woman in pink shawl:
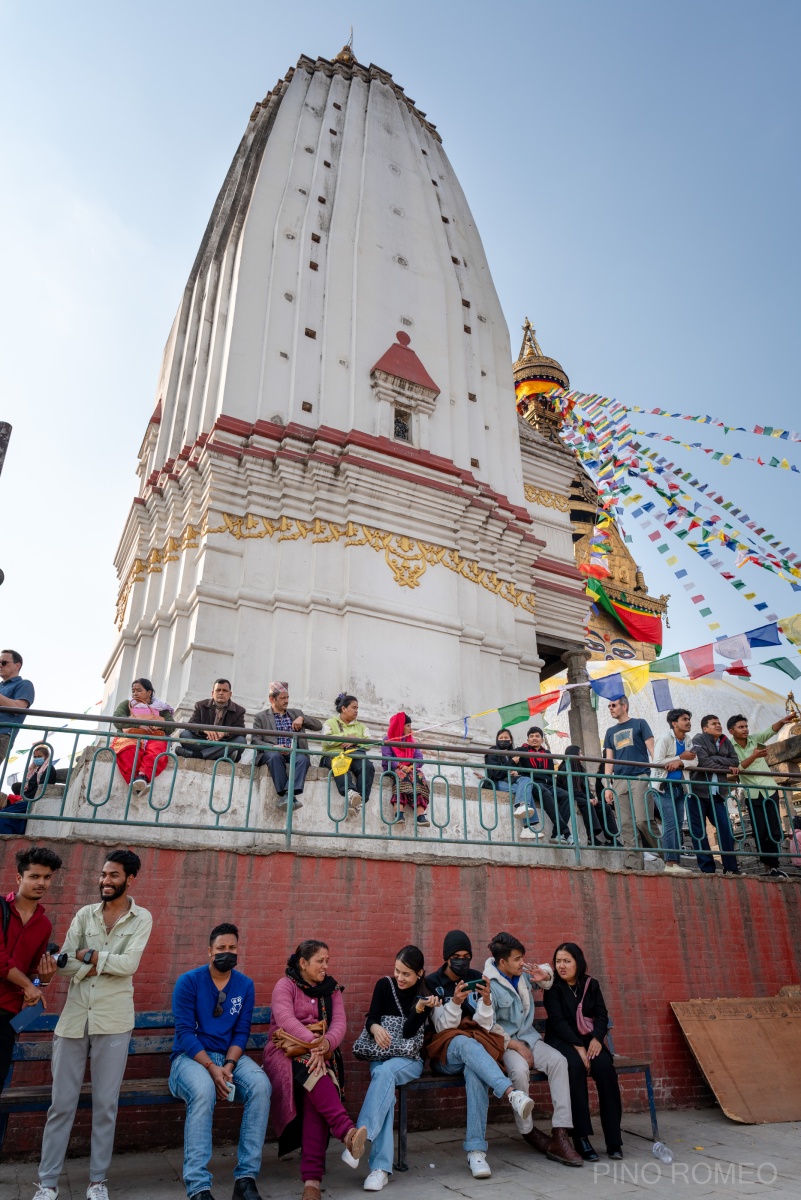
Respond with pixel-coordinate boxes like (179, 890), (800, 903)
(381, 712), (430, 826)
(111, 677), (175, 795)
(263, 939), (367, 1200)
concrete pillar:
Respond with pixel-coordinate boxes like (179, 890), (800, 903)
(561, 648), (601, 764)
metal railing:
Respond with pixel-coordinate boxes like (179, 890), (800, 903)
(1, 709), (799, 871)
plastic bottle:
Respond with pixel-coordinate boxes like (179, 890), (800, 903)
(652, 1141), (673, 1164)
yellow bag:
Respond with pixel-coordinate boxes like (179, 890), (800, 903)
(331, 752), (353, 777)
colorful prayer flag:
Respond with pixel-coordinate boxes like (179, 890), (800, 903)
(651, 679), (674, 712)
(745, 622), (781, 648)
(585, 579), (662, 651)
(499, 691), (560, 728)
(680, 644), (715, 679)
(714, 633), (751, 661)
(590, 673), (625, 701)
(649, 654), (681, 674)
(763, 657), (801, 681)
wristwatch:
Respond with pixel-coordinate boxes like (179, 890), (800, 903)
(223, 1058), (237, 1069)
(82, 950), (95, 964)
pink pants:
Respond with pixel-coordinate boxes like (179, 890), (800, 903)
(300, 1075), (354, 1181)
(115, 740), (169, 784)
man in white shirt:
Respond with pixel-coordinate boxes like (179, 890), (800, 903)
(33, 850), (153, 1200)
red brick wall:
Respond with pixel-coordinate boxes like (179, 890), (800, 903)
(3, 837), (800, 1157)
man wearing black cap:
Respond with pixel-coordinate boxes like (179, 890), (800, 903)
(425, 931), (535, 1180)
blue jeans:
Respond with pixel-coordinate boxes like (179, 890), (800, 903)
(257, 749), (310, 797)
(169, 1052), (271, 1197)
(357, 1056), (423, 1173)
(435, 1035), (510, 1152)
(496, 778), (540, 828)
(660, 781), (687, 864)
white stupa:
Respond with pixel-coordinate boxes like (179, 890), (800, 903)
(103, 46), (588, 731)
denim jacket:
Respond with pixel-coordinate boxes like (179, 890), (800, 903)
(483, 957), (553, 1050)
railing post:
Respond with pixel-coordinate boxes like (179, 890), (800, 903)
(285, 735), (298, 849)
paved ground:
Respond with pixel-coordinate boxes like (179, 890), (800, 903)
(1, 1108), (797, 1199)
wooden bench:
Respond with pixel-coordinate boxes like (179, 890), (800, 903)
(394, 1003), (658, 1169)
(0, 1004), (272, 1153)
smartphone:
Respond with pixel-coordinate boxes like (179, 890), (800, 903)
(462, 978), (483, 994)
(226, 1080), (236, 1102)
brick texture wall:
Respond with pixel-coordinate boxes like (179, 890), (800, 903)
(2, 837), (800, 1158)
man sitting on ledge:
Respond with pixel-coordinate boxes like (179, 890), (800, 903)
(177, 680), (247, 763)
(251, 681), (322, 810)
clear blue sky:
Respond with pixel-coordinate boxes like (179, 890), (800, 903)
(1, 0), (799, 713)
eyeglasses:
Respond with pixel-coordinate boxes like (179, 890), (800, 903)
(213, 990), (227, 1018)
(0, 660), (13, 666)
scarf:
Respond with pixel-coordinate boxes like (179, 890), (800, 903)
(386, 712), (415, 759)
(285, 958), (342, 1001)
(26, 748), (52, 785)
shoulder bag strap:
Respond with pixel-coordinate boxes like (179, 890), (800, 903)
(387, 976), (406, 1018)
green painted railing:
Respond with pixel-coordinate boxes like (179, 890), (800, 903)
(0, 709), (799, 872)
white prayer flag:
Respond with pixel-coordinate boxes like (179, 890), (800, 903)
(715, 633), (751, 660)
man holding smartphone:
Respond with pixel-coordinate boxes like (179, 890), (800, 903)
(33, 849), (152, 1200)
(169, 923), (271, 1200)
(0, 846), (62, 1096)
(424, 930), (535, 1180)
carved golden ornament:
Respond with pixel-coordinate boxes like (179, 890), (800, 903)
(524, 484), (570, 512)
(115, 512), (537, 628)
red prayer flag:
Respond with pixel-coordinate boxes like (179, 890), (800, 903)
(724, 660), (751, 678)
(681, 644), (715, 679)
(528, 691), (561, 715)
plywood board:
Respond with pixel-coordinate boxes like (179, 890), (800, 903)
(671, 996), (801, 1123)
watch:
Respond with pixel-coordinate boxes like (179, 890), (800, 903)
(82, 950), (95, 964)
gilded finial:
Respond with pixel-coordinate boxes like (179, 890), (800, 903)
(334, 27), (355, 64)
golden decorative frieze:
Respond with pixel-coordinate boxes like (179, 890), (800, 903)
(115, 512), (536, 628)
(524, 484), (570, 512)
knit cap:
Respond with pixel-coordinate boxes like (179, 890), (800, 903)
(443, 929), (472, 960)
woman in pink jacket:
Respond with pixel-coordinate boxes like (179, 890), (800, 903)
(263, 939), (367, 1200)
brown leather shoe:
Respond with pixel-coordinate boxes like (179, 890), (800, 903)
(522, 1126), (551, 1154)
(301, 1184), (321, 1200)
(546, 1127), (585, 1167)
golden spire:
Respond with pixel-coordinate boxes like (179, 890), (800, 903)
(334, 28), (355, 64)
(516, 317), (545, 364)
(512, 318), (569, 390)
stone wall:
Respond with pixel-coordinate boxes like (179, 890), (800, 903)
(2, 835), (800, 1158)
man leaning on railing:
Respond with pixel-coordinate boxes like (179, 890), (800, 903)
(176, 680), (247, 763)
(251, 682), (322, 810)
(602, 696), (655, 871)
(727, 711), (796, 879)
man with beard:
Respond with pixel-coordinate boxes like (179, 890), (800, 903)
(32, 850), (152, 1200)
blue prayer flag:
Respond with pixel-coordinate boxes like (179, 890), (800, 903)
(745, 622), (781, 648)
(651, 679), (673, 712)
(590, 673), (625, 701)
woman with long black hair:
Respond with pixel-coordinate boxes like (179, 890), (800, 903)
(543, 942), (623, 1162)
(352, 945), (441, 1191)
(263, 940), (367, 1200)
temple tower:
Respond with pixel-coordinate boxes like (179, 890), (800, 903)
(104, 49), (588, 732)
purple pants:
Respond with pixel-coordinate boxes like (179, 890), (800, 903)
(300, 1074), (354, 1181)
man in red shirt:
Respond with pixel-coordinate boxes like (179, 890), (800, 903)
(0, 845), (63, 1093)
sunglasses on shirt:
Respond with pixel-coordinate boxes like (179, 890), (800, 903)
(213, 990), (227, 1018)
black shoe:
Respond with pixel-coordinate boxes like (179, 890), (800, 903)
(573, 1137), (599, 1162)
(232, 1180), (262, 1200)
(607, 1146), (623, 1160)
(762, 867), (789, 879)
(190, 1192), (216, 1200)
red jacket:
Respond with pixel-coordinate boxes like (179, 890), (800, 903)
(0, 891), (52, 1015)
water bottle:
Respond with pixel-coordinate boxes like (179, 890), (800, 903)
(652, 1141), (673, 1164)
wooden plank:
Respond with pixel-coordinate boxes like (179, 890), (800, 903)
(672, 996), (801, 1123)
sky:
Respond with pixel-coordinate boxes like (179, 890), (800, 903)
(1, 0), (800, 720)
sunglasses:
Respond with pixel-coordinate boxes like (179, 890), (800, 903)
(0, 660), (13, 666)
(213, 990), (227, 1018)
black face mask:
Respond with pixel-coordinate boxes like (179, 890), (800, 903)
(449, 957), (472, 979)
(212, 952), (237, 973)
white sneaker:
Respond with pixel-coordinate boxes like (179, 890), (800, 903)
(644, 852), (658, 862)
(664, 862), (694, 876)
(513, 803), (536, 818)
(508, 1088), (535, 1123)
(348, 790), (363, 813)
(32, 1188), (59, 1200)
(519, 826), (544, 840)
(131, 777), (148, 796)
(467, 1151), (492, 1178)
(87, 1185), (109, 1200)
(342, 1147), (360, 1168)
(364, 1169), (389, 1191)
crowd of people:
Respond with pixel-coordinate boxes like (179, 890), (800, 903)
(1, 846), (625, 1200)
(2, 651), (800, 874)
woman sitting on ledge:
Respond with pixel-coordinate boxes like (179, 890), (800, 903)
(264, 939), (367, 1200)
(381, 712), (430, 827)
(321, 694), (375, 816)
(111, 677), (175, 796)
(544, 941), (623, 1163)
(0, 742), (57, 834)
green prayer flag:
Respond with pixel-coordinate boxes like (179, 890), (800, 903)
(498, 700), (530, 728)
(712, 451), (723, 461)
(763, 657), (801, 681)
(731, 580), (746, 590)
(649, 654), (681, 674)
(699, 607), (712, 617)
(769, 457), (780, 467)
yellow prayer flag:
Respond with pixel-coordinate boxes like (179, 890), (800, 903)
(720, 455), (733, 466)
(623, 663), (650, 697)
(780, 459), (790, 469)
(743, 592), (756, 600)
(666, 556), (679, 566)
(778, 614), (801, 647)
(708, 623), (721, 631)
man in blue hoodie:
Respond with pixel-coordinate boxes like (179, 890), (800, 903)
(484, 932), (582, 1168)
(169, 923), (271, 1200)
